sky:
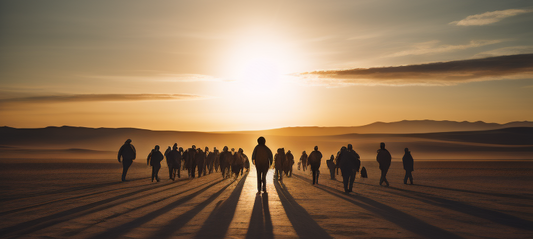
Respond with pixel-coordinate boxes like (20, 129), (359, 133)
(1, 0), (532, 131)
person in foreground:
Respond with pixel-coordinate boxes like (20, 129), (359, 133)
(402, 147), (414, 184)
(339, 144), (361, 193)
(147, 145), (164, 182)
(308, 146), (323, 185)
(252, 136), (273, 193)
(376, 142), (391, 187)
(118, 139), (136, 181)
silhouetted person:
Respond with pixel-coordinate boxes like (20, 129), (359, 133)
(117, 139), (136, 181)
(232, 148), (244, 179)
(308, 146), (323, 185)
(376, 142), (391, 187)
(219, 146), (232, 178)
(196, 147), (205, 178)
(402, 148), (414, 184)
(252, 136), (273, 193)
(147, 145), (164, 182)
(285, 150), (294, 177)
(274, 148), (286, 181)
(360, 166), (368, 178)
(213, 147), (220, 173)
(339, 144), (361, 193)
(188, 145), (197, 178)
(243, 150), (250, 172)
(166, 143), (181, 180)
(335, 148), (342, 175)
(327, 155), (336, 180)
(300, 151), (308, 171)
(182, 148), (189, 171)
(165, 145), (174, 179)
(205, 146), (213, 174)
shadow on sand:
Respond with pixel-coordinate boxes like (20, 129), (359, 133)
(193, 173), (248, 239)
(245, 192), (273, 239)
(274, 179), (332, 239)
(0, 177), (195, 238)
(292, 174), (462, 239)
(86, 178), (226, 239)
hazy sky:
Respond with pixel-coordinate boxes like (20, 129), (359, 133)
(1, 0), (532, 131)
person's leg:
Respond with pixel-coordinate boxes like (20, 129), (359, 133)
(262, 171), (267, 192)
(342, 172), (349, 192)
(380, 169), (385, 185)
(155, 165), (161, 182)
(256, 169), (262, 192)
(349, 170), (356, 192)
(383, 167), (389, 186)
(151, 166), (155, 182)
(122, 160), (132, 181)
(408, 171), (413, 184)
(404, 171), (408, 184)
(312, 169), (316, 184)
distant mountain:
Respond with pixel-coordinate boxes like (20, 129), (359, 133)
(0, 121), (532, 160)
(242, 120), (533, 136)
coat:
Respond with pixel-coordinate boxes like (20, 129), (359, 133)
(252, 144), (273, 173)
(118, 143), (136, 161)
(339, 150), (361, 172)
(308, 150), (323, 169)
(147, 150), (164, 167)
(376, 149), (392, 170)
(166, 149), (181, 168)
(402, 152), (414, 172)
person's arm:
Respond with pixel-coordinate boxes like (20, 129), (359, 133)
(118, 145), (123, 162)
(132, 145), (136, 160)
(147, 151), (152, 165)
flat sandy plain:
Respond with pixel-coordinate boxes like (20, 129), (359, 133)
(0, 159), (532, 239)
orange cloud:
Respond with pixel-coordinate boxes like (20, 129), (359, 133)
(0, 93), (206, 104)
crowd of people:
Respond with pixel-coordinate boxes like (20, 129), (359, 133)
(118, 137), (415, 194)
(118, 139), (250, 182)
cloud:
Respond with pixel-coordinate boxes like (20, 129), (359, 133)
(474, 46), (533, 58)
(295, 54), (533, 86)
(386, 40), (503, 57)
(0, 93), (207, 104)
(83, 74), (223, 83)
(451, 8), (533, 26)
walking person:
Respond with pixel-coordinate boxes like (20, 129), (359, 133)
(402, 148), (414, 184)
(327, 155), (336, 180)
(274, 148), (286, 181)
(252, 136), (273, 193)
(300, 151), (308, 171)
(166, 143), (181, 180)
(147, 145), (164, 182)
(376, 142), (392, 187)
(339, 144), (361, 193)
(308, 146), (323, 185)
(117, 139), (136, 182)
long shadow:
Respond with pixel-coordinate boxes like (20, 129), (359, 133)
(193, 173), (249, 239)
(274, 179), (332, 239)
(348, 177), (533, 231)
(412, 184), (533, 200)
(0, 176), (149, 202)
(61, 179), (205, 237)
(245, 193), (273, 239)
(87, 178), (226, 239)
(0, 178), (198, 238)
(0, 177), (187, 216)
(292, 174), (462, 239)
(387, 187), (533, 231)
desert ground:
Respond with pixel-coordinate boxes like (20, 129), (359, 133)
(0, 159), (531, 239)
